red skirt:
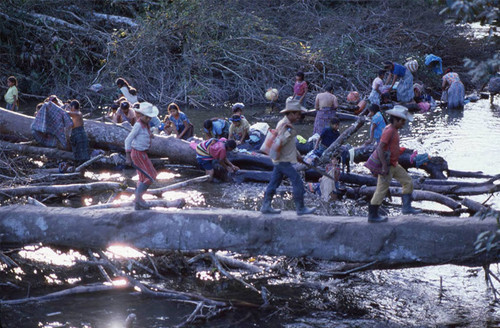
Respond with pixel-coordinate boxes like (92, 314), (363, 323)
(131, 149), (157, 185)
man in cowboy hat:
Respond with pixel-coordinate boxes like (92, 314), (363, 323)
(368, 105), (421, 222)
(261, 99), (315, 216)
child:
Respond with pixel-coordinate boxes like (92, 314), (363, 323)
(67, 100), (90, 165)
(4, 76), (19, 111)
(125, 102), (158, 210)
(228, 114), (250, 144)
(293, 71), (308, 104)
(108, 102), (120, 123)
(196, 138), (239, 181)
(203, 118), (230, 139)
(116, 77), (138, 104)
(368, 70), (385, 105)
(232, 103), (245, 117)
(364, 104), (386, 146)
(166, 103), (193, 139)
(314, 118), (340, 156)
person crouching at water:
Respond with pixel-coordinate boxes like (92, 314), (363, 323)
(384, 61), (414, 103)
(166, 102), (193, 140)
(441, 68), (465, 110)
(196, 138), (239, 181)
(368, 70), (386, 106)
(203, 118), (230, 139)
(125, 102), (158, 210)
(261, 100), (316, 216)
(368, 105), (421, 223)
(67, 100), (90, 165)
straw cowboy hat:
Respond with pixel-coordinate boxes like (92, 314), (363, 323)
(280, 98), (307, 114)
(136, 102), (159, 117)
(386, 105), (413, 121)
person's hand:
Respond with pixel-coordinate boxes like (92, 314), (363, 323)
(297, 155), (305, 164)
(125, 153), (132, 166)
(232, 165), (239, 172)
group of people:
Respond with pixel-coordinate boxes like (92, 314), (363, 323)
(2, 63), (497, 217)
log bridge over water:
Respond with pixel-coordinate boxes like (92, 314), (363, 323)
(0, 205), (498, 269)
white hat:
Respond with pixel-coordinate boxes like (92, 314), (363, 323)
(386, 105), (413, 122)
(280, 97), (307, 114)
(136, 102), (159, 118)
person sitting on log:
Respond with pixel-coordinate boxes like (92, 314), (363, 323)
(66, 100), (90, 165)
(196, 138), (239, 181)
(165, 102), (193, 140)
(364, 104), (386, 146)
(125, 102), (159, 210)
(203, 118), (229, 139)
(228, 114), (250, 145)
(314, 117), (340, 157)
(441, 68), (465, 110)
(384, 61), (414, 103)
(116, 77), (138, 104)
(292, 71), (308, 105)
(368, 70), (386, 106)
(368, 105), (421, 223)
(313, 83), (338, 135)
(116, 101), (136, 126)
(261, 99), (316, 216)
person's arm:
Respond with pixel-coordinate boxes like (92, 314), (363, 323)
(222, 158), (239, 172)
(228, 124), (234, 140)
(177, 120), (190, 139)
(365, 123), (376, 145)
(240, 127), (248, 143)
(377, 141), (388, 175)
(390, 74), (397, 88)
(441, 77), (448, 91)
(124, 124), (140, 165)
(315, 137), (322, 150)
(315, 95), (320, 110)
(333, 95), (338, 109)
(299, 84), (308, 104)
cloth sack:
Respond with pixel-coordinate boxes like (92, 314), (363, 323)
(364, 148), (390, 176)
(260, 129), (277, 156)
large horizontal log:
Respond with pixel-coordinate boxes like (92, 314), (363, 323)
(0, 108), (273, 169)
(0, 205), (498, 268)
(0, 182), (124, 197)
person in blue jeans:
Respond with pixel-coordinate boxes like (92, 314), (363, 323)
(261, 100), (316, 216)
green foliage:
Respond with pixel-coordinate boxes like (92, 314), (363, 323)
(439, 0), (499, 27)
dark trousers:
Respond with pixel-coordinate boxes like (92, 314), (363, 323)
(264, 162), (305, 202)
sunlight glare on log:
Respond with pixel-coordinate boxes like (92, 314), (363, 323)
(107, 245), (144, 259)
(84, 171), (124, 181)
(19, 246), (84, 266)
(161, 190), (205, 206)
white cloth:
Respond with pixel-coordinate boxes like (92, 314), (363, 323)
(125, 122), (151, 152)
(120, 86), (138, 104)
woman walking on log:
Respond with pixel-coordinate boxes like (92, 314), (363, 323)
(368, 105), (421, 223)
(261, 100), (315, 216)
(441, 68), (465, 110)
(125, 102), (159, 210)
(313, 84), (338, 135)
(384, 61), (414, 103)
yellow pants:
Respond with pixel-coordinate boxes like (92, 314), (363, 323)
(370, 164), (413, 205)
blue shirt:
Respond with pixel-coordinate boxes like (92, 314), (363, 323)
(204, 119), (227, 136)
(371, 112), (386, 143)
(169, 112), (190, 132)
(392, 63), (406, 77)
(320, 127), (340, 148)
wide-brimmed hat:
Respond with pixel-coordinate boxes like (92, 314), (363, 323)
(136, 102), (159, 118)
(232, 102), (245, 112)
(386, 105), (413, 122)
(280, 98), (307, 114)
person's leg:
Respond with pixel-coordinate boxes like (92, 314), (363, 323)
(281, 162), (315, 215)
(261, 164), (284, 214)
(131, 150), (157, 210)
(393, 164), (421, 214)
(368, 166), (393, 222)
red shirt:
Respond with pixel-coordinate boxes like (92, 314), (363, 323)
(380, 125), (400, 166)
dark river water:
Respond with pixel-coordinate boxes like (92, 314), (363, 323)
(2, 99), (500, 327)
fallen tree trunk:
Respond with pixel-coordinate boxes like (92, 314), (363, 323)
(0, 182), (125, 198)
(0, 205), (498, 268)
(0, 108), (272, 169)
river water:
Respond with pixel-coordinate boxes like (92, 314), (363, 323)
(2, 99), (500, 327)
